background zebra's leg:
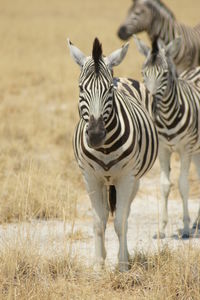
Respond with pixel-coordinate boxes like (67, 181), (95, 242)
(114, 174), (139, 272)
(192, 153), (200, 229)
(179, 152), (191, 238)
(154, 145), (172, 239)
(83, 173), (109, 270)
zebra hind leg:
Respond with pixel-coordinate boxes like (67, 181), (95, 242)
(192, 153), (200, 230)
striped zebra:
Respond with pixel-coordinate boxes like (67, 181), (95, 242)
(134, 35), (200, 238)
(68, 38), (158, 271)
(117, 0), (200, 73)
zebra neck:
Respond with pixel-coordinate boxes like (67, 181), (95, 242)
(148, 9), (176, 44)
(102, 94), (135, 151)
(104, 101), (119, 137)
(156, 77), (182, 120)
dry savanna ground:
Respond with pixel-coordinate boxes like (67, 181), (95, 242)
(0, 0), (200, 299)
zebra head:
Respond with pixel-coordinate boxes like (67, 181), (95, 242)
(118, 0), (153, 40)
(68, 38), (129, 149)
(134, 35), (181, 97)
(117, 0), (175, 41)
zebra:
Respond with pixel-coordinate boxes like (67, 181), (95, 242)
(117, 0), (200, 73)
(68, 38), (158, 271)
(134, 35), (200, 238)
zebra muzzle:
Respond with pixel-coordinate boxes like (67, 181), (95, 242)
(86, 115), (106, 149)
(117, 25), (130, 40)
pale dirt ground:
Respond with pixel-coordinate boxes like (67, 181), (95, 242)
(0, 161), (199, 270)
(0, 0), (200, 270)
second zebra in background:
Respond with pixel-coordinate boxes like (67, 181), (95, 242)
(117, 0), (200, 73)
(134, 35), (200, 239)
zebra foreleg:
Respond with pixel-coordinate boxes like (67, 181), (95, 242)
(154, 146), (172, 239)
(192, 153), (200, 229)
(179, 152), (191, 238)
(114, 174), (139, 272)
(83, 173), (109, 270)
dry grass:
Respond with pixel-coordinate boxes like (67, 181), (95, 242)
(0, 0), (200, 298)
(0, 242), (199, 299)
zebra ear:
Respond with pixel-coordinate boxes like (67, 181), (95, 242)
(105, 42), (129, 69)
(157, 39), (165, 50)
(157, 39), (166, 57)
(165, 37), (182, 58)
(133, 35), (150, 57)
(67, 38), (87, 67)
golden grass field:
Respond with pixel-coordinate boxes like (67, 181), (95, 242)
(0, 0), (200, 298)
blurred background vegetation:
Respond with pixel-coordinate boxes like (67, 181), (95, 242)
(0, 0), (199, 222)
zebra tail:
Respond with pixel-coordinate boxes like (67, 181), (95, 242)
(109, 185), (116, 215)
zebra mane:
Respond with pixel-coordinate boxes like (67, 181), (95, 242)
(151, 37), (159, 63)
(146, 0), (175, 19)
(92, 38), (103, 74)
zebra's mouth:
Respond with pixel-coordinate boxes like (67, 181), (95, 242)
(117, 26), (132, 40)
(86, 130), (106, 149)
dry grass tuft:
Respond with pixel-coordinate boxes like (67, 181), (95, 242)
(0, 244), (199, 299)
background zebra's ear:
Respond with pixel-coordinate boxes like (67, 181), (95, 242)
(67, 38), (87, 68)
(133, 35), (150, 57)
(165, 37), (182, 58)
(158, 37), (182, 59)
(105, 42), (129, 69)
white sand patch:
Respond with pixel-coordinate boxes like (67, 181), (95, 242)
(0, 175), (199, 269)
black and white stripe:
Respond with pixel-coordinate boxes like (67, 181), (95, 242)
(118, 0), (200, 73)
(68, 38), (158, 271)
(134, 36), (200, 238)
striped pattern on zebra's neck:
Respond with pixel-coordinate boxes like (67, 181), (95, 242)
(149, 11), (176, 45)
(155, 76), (182, 118)
(98, 92), (135, 152)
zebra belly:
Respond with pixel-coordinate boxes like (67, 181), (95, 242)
(159, 135), (198, 153)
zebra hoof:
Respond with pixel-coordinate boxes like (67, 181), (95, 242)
(192, 222), (200, 230)
(181, 233), (190, 239)
(118, 262), (130, 272)
(153, 232), (165, 239)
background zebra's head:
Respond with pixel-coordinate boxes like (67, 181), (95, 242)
(134, 35), (181, 97)
(68, 38), (129, 149)
(117, 0), (175, 41)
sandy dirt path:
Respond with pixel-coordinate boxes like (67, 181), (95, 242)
(0, 171), (199, 269)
